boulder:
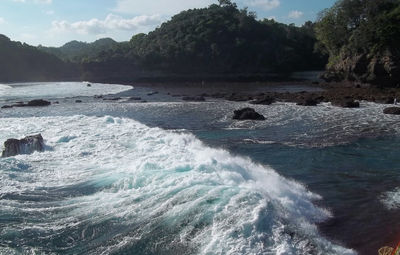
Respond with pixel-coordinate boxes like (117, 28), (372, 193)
(27, 99), (51, 107)
(2, 134), (45, 158)
(383, 107), (400, 115)
(233, 108), (265, 121)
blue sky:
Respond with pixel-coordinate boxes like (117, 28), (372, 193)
(0, 0), (336, 47)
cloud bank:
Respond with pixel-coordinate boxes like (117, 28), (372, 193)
(288, 10), (303, 19)
(248, 0), (280, 10)
(51, 14), (162, 35)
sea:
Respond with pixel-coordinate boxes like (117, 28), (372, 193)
(0, 82), (399, 255)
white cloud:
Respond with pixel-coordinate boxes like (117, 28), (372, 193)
(113, 0), (214, 15)
(13, 0), (52, 4)
(51, 14), (162, 35)
(288, 10), (303, 19)
(0, 17), (5, 25)
(247, 0), (280, 11)
(45, 10), (55, 15)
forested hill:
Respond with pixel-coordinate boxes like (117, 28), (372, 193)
(316, 0), (400, 87)
(38, 38), (118, 63)
(80, 1), (327, 82)
(0, 35), (78, 83)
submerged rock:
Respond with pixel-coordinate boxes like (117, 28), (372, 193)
(251, 96), (275, 105)
(331, 99), (360, 108)
(2, 134), (45, 158)
(182, 96), (206, 102)
(383, 107), (400, 115)
(233, 108), (265, 121)
(297, 97), (319, 106)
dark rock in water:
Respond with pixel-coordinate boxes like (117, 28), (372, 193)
(53, 101), (59, 104)
(75, 100), (82, 103)
(251, 96), (275, 105)
(94, 95), (103, 99)
(27, 99), (51, 107)
(147, 91), (158, 96)
(383, 107), (400, 115)
(1, 105), (12, 109)
(87, 83), (92, 87)
(2, 134), (45, 158)
(226, 93), (252, 102)
(297, 97), (319, 106)
(331, 99), (360, 108)
(182, 96), (206, 102)
(141, 100), (148, 103)
(129, 97), (142, 101)
(103, 97), (121, 101)
(233, 108), (265, 121)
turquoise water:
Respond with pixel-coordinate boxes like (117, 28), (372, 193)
(0, 82), (399, 254)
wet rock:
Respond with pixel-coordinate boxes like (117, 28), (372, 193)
(233, 108), (265, 121)
(226, 93), (252, 102)
(2, 134), (45, 158)
(383, 107), (400, 115)
(331, 99), (360, 108)
(87, 83), (92, 87)
(1, 105), (12, 109)
(27, 99), (51, 107)
(147, 91), (158, 96)
(182, 96), (206, 102)
(250, 96), (275, 105)
(75, 100), (82, 103)
(129, 97), (142, 101)
(297, 97), (319, 106)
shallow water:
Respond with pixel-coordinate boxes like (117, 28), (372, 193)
(0, 82), (399, 254)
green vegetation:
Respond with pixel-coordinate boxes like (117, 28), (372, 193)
(80, 1), (327, 82)
(38, 38), (118, 63)
(315, 0), (400, 86)
(0, 35), (78, 83)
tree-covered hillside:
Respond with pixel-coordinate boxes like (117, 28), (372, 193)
(316, 0), (400, 86)
(80, 1), (327, 82)
(0, 35), (78, 83)
(38, 38), (118, 63)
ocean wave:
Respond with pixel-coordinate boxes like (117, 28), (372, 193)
(0, 115), (355, 254)
(381, 188), (400, 210)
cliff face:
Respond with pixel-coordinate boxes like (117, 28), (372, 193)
(322, 50), (400, 87)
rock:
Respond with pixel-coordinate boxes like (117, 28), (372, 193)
(129, 97), (142, 101)
(226, 93), (252, 102)
(87, 83), (92, 87)
(233, 108), (265, 121)
(94, 95), (103, 99)
(103, 97), (121, 101)
(75, 100), (82, 103)
(27, 99), (51, 107)
(383, 107), (400, 115)
(331, 99), (360, 108)
(2, 134), (45, 158)
(182, 96), (206, 102)
(250, 96), (275, 105)
(297, 97), (319, 106)
(1, 105), (12, 109)
(147, 91), (158, 96)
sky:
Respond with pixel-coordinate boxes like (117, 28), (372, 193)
(0, 0), (337, 47)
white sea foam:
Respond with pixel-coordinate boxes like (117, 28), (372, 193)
(0, 115), (355, 254)
(0, 82), (131, 101)
(381, 188), (400, 210)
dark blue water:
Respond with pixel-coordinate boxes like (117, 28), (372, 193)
(1, 83), (400, 254)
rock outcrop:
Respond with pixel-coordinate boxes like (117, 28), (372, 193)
(383, 107), (400, 115)
(2, 134), (45, 157)
(321, 50), (400, 87)
(233, 108), (265, 120)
